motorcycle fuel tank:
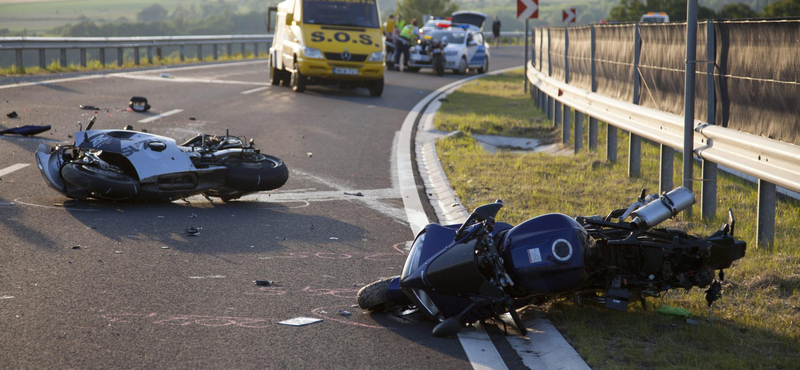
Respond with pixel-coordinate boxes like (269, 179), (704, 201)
(500, 213), (588, 295)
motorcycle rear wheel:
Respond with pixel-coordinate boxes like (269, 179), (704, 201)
(61, 162), (139, 199)
(357, 277), (395, 311)
(224, 154), (289, 193)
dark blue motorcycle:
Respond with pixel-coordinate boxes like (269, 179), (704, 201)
(357, 187), (746, 337)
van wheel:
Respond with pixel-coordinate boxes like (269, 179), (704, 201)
(290, 61), (306, 93)
(368, 77), (384, 97)
(269, 58), (282, 85)
(281, 67), (291, 87)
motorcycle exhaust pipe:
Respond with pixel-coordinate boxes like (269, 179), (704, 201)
(630, 187), (695, 230)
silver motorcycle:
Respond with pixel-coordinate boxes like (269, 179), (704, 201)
(35, 117), (289, 201)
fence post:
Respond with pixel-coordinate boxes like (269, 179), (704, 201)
(629, 23), (642, 178)
(134, 47), (140, 65)
(15, 49), (24, 72)
(213, 44), (218, 60)
(702, 20), (718, 220)
(117, 47), (123, 66)
(60, 48), (67, 67)
(757, 179), (776, 249)
(660, 146), (674, 193)
(574, 111), (584, 152)
(99, 48), (106, 66)
(39, 49), (46, 69)
(589, 24), (598, 151)
(197, 45), (203, 60)
(180, 45), (185, 62)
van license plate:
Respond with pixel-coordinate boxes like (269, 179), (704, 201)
(333, 68), (358, 75)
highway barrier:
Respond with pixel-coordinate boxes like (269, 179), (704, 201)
(527, 20), (800, 249)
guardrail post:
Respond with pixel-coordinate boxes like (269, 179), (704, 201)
(589, 24), (598, 151)
(213, 44), (218, 60)
(38, 49), (46, 69)
(757, 179), (776, 249)
(156, 47), (162, 61)
(254, 43), (259, 57)
(134, 47), (140, 65)
(227, 43), (232, 58)
(607, 125), (617, 163)
(99, 48), (106, 66)
(80, 48), (86, 67)
(241, 43), (246, 57)
(60, 48), (67, 67)
(117, 47), (123, 66)
(147, 46), (153, 64)
(660, 146), (674, 192)
(554, 101), (562, 128)
(197, 45), (203, 60)
(629, 23), (642, 178)
(547, 96), (553, 120)
(15, 49), (24, 72)
(562, 106), (571, 144)
(179, 45), (185, 62)
(702, 20), (718, 220)
(574, 111), (584, 152)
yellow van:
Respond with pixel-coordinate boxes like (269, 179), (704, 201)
(269, 0), (385, 96)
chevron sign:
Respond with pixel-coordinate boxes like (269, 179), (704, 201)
(562, 8), (577, 23)
(517, 0), (539, 19)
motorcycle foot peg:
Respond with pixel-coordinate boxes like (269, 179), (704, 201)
(432, 317), (462, 337)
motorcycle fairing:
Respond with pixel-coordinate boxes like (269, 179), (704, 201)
(501, 213), (587, 295)
(75, 130), (198, 182)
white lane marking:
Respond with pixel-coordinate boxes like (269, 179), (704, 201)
(138, 109), (184, 123)
(0, 75), (107, 90)
(241, 86), (271, 95)
(458, 323), (510, 370)
(500, 313), (591, 370)
(0, 60), (269, 90)
(0, 163), (29, 177)
(113, 74), (271, 86)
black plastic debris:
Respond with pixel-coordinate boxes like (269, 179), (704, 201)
(189, 117), (196, 121)
(344, 192), (363, 197)
(254, 280), (277, 286)
(0, 125), (51, 136)
(186, 226), (200, 236)
(438, 97), (449, 102)
(72, 245), (81, 250)
(123, 125), (134, 131)
(80, 105), (100, 110)
(6, 111), (18, 118)
(129, 96), (151, 112)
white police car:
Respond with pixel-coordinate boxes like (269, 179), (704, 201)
(408, 11), (489, 74)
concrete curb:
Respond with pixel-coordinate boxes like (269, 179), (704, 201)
(412, 68), (592, 370)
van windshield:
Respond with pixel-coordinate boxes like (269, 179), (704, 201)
(303, 0), (380, 28)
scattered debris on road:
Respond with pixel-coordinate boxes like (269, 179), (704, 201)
(655, 305), (692, 318)
(307, 152), (313, 157)
(254, 280), (278, 286)
(72, 245), (81, 249)
(189, 117), (196, 121)
(0, 125), (51, 136)
(80, 105), (100, 110)
(344, 192), (363, 197)
(186, 227), (200, 236)
(337, 309), (351, 317)
(160, 73), (173, 78)
(6, 111), (18, 118)
(189, 213), (197, 218)
(129, 96), (151, 112)
(329, 237), (338, 241)
(438, 97), (449, 102)
(278, 317), (323, 327)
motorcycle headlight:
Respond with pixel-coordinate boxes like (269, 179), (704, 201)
(367, 51), (383, 62)
(303, 47), (323, 59)
(445, 50), (458, 56)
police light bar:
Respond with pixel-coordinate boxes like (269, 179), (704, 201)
(436, 22), (451, 28)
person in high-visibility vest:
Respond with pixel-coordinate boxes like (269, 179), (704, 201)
(393, 18), (418, 71)
(385, 14), (395, 38)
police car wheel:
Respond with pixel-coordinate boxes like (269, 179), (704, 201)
(477, 57), (488, 74)
(456, 57), (467, 74)
(291, 61), (306, 93)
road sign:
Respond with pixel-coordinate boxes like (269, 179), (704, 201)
(517, 0), (539, 19)
(563, 8), (577, 23)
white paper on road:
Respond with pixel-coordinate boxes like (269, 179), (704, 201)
(278, 317), (323, 327)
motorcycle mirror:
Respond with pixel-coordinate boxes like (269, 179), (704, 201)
(432, 317), (462, 337)
(85, 116), (97, 131)
(473, 202), (503, 222)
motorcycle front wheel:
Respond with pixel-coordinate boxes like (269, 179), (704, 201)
(224, 154), (289, 193)
(357, 277), (395, 311)
(434, 55), (445, 76)
(61, 162), (139, 199)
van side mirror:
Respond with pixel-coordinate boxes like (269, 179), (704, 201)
(285, 14), (294, 26)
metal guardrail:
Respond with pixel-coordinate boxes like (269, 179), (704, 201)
(527, 62), (799, 248)
(0, 31), (527, 71)
(0, 34), (273, 70)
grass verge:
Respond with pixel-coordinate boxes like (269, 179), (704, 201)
(435, 69), (800, 370)
(0, 52), (266, 76)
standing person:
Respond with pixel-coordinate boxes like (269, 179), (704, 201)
(394, 18), (419, 71)
(396, 15), (405, 31)
(385, 14), (395, 38)
(492, 16), (502, 47)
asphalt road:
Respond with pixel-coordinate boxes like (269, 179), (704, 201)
(0, 46), (526, 369)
